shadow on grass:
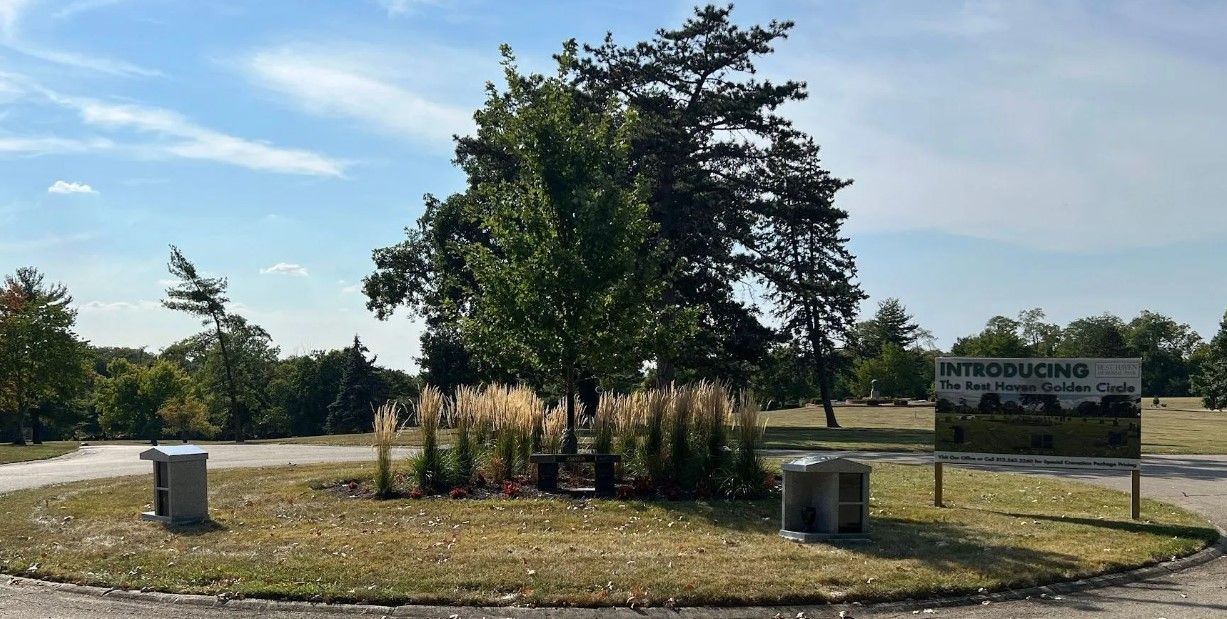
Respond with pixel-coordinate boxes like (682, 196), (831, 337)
(162, 519), (228, 536)
(992, 511), (1219, 543)
(634, 502), (1211, 598)
(763, 426), (933, 450)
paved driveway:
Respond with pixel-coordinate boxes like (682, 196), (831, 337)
(1, 446), (1224, 618)
(0, 443), (413, 494)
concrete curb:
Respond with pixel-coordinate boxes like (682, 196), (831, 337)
(4, 528), (1222, 618)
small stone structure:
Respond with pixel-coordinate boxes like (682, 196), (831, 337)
(530, 453), (621, 497)
(779, 454), (871, 542)
(139, 444), (209, 525)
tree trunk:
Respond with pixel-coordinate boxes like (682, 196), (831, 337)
(212, 314), (243, 443)
(12, 408), (25, 445)
(807, 324), (841, 429)
(30, 408), (41, 444)
(655, 359), (675, 388)
(561, 368), (578, 454)
(815, 353), (840, 428)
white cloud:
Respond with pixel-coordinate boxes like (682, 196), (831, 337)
(340, 282), (362, 294)
(47, 179), (96, 194)
(260, 262), (309, 277)
(373, 0), (439, 16)
(0, 0), (157, 76)
(49, 94), (346, 176)
(246, 44), (474, 148)
(78, 299), (161, 312)
(0, 135), (112, 154)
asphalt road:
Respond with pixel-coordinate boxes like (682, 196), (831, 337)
(0, 446), (1223, 618)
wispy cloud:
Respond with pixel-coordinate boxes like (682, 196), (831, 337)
(78, 299), (161, 312)
(47, 179), (96, 194)
(260, 262), (309, 277)
(0, 135), (112, 154)
(2, 77), (347, 176)
(52, 0), (129, 20)
(373, 0), (440, 16)
(0, 231), (94, 252)
(246, 44), (475, 148)
(0, 0), (158, 76)
(63, 96), (346, 176)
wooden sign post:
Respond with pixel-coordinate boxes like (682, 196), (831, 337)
(934, 462), (943, 508)
(1131, 469), (1141, 520)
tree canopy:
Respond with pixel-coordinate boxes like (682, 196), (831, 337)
(0, 267), (90, 444)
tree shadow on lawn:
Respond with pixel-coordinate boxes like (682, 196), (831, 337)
(763, 426), (932, 450)
(845, 515), (1088, 584)
(161, 519), (228, 536)
(631, 502), (1204, 593)
(991, 511), (1219, 543)
(622, 501), (1113, 584)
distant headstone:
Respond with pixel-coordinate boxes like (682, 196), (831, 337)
(869, 378), (881, 400)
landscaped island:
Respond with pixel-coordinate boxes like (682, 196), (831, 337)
(0, 462), (1213, 607)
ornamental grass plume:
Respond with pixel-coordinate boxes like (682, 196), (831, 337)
(667, 384), (696, 483)
(372, 400), (401, 497)
(452, 385), (478, 485)
(411, 384), (448, 492)
(543, 401), (567, 454)
(726, 390), (767, 498)
(612, 392), (642, 461)
(642, 386), (669, 485)
(592, 393), (616, 453)
(692, 381), (731, 484)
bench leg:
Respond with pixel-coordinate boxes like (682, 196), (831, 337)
(594, 462), (616, 497)
(537, 462), (559, 493)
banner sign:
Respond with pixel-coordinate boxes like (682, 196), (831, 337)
(934, 357), (1142, 470)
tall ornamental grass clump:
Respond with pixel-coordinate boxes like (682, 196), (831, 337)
(666, 385), (695, 485)
(542, 401), (567, 454)
(725, 391), (767, 498)
(592, 394), (616, 454)
(612, 392), (641, 461)
(372, 401), (401, 497)
(692, 382), (731, 488)
(410, 385), (448, 492)
(641, 388), (669, 485)
(451, 386), (478, 485)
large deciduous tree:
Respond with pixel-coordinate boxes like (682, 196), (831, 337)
(0, 267), (89, 444)
(1057, 314), (1130, 358)
(459, 54), (660, 452)
(1124, 310), (1202, 396)
(94, 359), (191, 442)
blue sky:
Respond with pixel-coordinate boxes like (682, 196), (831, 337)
(2, 0), (1224, 370)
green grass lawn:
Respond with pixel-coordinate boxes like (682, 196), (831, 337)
(0, 442), (78, 465)
(762, 403), (1226, 455)
(0, 462), (1211, 607)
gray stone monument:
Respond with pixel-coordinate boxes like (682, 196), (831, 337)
(779, 454), (871, 542)
(139, 445), (209, 525)
(869, 378), (881, 400)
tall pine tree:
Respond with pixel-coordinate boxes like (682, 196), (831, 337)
(326, 335), (385, 435)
